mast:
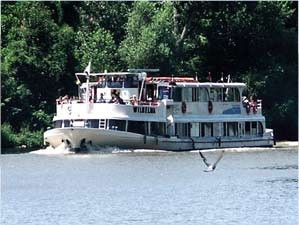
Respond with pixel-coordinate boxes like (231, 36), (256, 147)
(84, 62), (91, 110)
(138, 73), (146, 101)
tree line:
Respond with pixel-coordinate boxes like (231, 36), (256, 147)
(1, 1), (298, 148)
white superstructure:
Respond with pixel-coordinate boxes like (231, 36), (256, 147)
(44, 67), (274, 152)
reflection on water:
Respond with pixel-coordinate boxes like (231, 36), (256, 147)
(1, 146), (298, 225)
(253, 164), (298, 170)
(265, 178), (298, 184)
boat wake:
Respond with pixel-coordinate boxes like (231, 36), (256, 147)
(29, 144), (73, 155)
(30, 142), (296, 156)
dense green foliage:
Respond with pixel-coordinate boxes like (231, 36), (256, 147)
(1, 2), (298, 148)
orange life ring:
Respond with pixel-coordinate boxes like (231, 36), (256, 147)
(181, 101), (187, 114)
(208, 100), (213, 113)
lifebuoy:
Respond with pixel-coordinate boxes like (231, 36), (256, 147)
(181, 101), (187, 114)
(208, 100), (213, 113)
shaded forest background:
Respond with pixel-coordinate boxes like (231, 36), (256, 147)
(1, 1), (298, 148)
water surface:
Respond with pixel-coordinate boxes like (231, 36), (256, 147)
(1, 147), (298, 225)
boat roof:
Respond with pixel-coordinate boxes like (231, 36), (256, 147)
(76, 71), (246, 88)
(75, 72), (139, 76)
(174, 82), (246, 88)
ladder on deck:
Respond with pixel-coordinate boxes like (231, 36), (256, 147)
(99, 119), (106, 129)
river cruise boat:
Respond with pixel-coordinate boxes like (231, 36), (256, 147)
(44, 65), (274, 152)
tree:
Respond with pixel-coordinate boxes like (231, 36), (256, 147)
(74, 28), (117, 72)
(1, 2), (75, 133)
(1, 1), (297, 149)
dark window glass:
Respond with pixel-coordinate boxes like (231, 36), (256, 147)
(128, 121), (146, 134)
(150, 122), (165, 136)
(175, 123), (190, 137)
(158, 86), (171, 100)
(124, 76), (138, 88)
(173, 87), (182, 102)
(64, 120), (70, 127)
(85, 120), (99, 128)
(227, 122), (238, 136)
(109, 120), (126, 131)
(258, 122), (263, 136)
(54, 120), (62, 128)
(245, 122), (251, 135)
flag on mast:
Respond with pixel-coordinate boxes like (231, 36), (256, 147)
(84, 61), (91, 75)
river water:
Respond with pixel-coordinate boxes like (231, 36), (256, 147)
(1, 146), (298, 225)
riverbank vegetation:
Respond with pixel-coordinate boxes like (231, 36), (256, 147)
(1, 2), (298, 149)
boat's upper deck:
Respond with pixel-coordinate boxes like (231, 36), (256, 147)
(54, 71), (263, 122)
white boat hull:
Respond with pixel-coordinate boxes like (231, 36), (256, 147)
(44, 128), (274, 152)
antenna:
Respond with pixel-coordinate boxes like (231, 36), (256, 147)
(127, 69), (159, 73)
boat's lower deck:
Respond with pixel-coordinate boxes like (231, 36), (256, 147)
(44, 127), (274, 152)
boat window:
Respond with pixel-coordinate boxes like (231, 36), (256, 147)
(245, 122), (251, 135)
(258, 122), (263, 136)
(227, 122), (238, 136)
(213, 122), (221, 136)
(54, 120), (62, 128)
(97, 77), (106, 88)
(145, 84), (156, 100)
(251, 122), (257, 136)
(182, 88), (192, 102)
(223, 123), (227, 137)
(210, 88), (222, 102)
(199, 88), (209, 102)
(192, 88), (199, 102)
(190, 122), (200, 137)
(150, 122), (165, 136)
(201, 123), (213, 137)
(73, 120), (84, 127)
(127, 121), (147, 135)
(107, 77), (123, 88)
(175, 123), (191, 137)
(85, 120), (99, 128)
(124, 76), (139, 88)
(225, 88), (240, 102)
(64, 120), (70, 127)
(108, 120), (126, 131)
(172, 87), (182, 102)
(158, 86), (171, 100)
(79, 88), (86, 101)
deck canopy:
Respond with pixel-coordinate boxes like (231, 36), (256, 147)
(174, 82), (246, 89)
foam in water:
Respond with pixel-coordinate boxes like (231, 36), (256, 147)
(30, 141), (298, 155)
(30, 143), (72, 155)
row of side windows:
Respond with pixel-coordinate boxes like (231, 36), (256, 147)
(175, 121), (263, 138)
(54, 120), (263, 138)
(171, 87), (240, 102)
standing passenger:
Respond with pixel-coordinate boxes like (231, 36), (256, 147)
(98, 93), (106, 103)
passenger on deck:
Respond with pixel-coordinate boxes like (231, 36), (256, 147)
(98, 93), (106, 103)
(56, 96), (62, 104)
(62, 95), (69, 103)
(89, 95), (93, 103)
(130, 95), (138, 105)
(242, 96), (249, 107)
(115, 95), (125, 104)
(249, 95), (255, 106)
(109, 95), (117, 103)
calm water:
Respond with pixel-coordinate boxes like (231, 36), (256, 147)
(1, 147), (298, 225)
